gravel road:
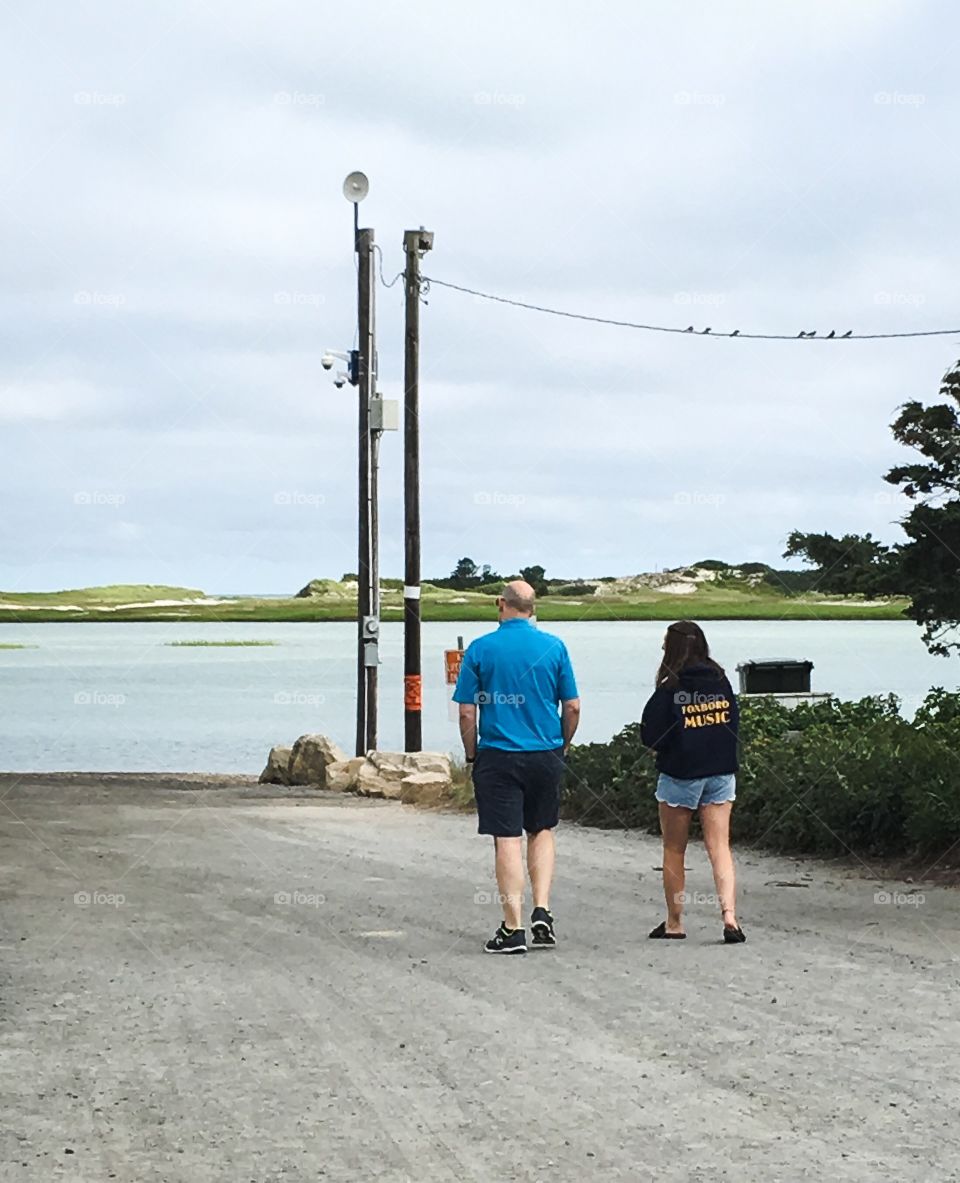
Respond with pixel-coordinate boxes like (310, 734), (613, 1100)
(1, 774), (958, 1182)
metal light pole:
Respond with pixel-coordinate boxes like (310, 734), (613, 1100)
(402, 227), (433, 751)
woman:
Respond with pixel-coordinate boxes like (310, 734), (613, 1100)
(640, 620), (746, 943)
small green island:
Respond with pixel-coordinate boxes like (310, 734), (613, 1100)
(0, 564), (909, 623)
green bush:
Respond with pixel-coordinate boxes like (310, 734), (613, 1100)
(564, 690), (960, 859)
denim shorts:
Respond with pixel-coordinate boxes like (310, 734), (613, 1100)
(656, 772), (736, 810)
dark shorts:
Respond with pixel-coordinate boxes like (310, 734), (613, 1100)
(472, 746), (566, 837)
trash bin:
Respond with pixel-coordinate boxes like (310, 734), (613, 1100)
(737, 659), (814, 695)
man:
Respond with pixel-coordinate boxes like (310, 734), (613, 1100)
(454, 580), (581, 954)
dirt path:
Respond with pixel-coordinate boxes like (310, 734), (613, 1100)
(1, 774), (958, 1182)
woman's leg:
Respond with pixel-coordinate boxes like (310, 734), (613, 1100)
(658, 803), (693, 934)
(700, 802), (738, 927)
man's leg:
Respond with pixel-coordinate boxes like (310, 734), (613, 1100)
(494, 836), (524, 930)
(526, 828), (555, 910)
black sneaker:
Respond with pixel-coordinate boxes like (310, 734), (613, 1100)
(530, 907), (556, 949)
(484, 923), (527, 954)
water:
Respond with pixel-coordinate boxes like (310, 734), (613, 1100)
(0, 620), (956, 772)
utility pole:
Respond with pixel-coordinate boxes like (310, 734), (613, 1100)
(355, 224), (376, 755)
(402, 228), (433, 752)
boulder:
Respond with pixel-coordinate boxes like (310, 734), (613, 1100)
(355, 752), (453, 801)
(288, 734), (349, 787)
(326, 757), (365, 793)
(400, 771), (452, 807)
(259, 745), (293, 785)
(369, 750), (451, 778)
(356, 760), (404, 800)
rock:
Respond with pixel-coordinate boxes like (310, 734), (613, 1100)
(288, 734), (349, 787)
(356, 760), (404, 800)
(400, 772), (452, 807)
(258, 745), (293, 785)
(354, 752), (453, 801)
(326, 757), (365, 793)
(370, 751), (451, 778)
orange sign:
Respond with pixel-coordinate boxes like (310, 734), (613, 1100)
(404, 674), (422, 712)
(444, 649), (465, 685)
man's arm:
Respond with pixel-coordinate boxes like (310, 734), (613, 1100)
(452, 645), (481, 761)
(458, 703), (478, 762)
(561, 697), (581, 755)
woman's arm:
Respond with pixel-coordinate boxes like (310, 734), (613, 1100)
(640, 687), (677, 751)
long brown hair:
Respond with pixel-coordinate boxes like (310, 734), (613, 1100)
(655, 620), (725, 689)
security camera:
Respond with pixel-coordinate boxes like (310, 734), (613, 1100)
(321, 352), (335, 371)
(333, 372), (348, 389)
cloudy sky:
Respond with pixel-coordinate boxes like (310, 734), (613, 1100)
(2, 1), (958, 593)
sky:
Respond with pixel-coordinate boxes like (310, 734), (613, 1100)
(2, 0), (959, 594)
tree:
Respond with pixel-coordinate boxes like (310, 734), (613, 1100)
(519, 564), (549, 597)
(786, 357), (960, 656)
(450, 557), (479, 589)
(884, 358), (960, 655)
(782, 530), (900, 598)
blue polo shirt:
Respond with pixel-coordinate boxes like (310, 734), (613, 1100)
(453, 619), (579, 751)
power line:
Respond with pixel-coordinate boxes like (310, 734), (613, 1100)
(422, 276), (960, 341)
(374, 244), (403, 289)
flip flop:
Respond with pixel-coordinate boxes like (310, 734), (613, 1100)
(649, 921), (686, 940)
(723, 924), (747, 944)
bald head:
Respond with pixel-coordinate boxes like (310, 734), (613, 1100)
(500, 579), (536, 617)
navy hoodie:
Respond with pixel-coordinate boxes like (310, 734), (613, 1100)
(640, 663), (739, 779)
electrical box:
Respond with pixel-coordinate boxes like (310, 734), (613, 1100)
(737, 660), (814, 695)
(370, 398), (399, 432)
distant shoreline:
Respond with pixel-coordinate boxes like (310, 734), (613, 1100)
(0, 605), (908, 624)
(0, 580), (910, 625)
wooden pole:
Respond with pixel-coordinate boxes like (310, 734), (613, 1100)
(402, 228), (433, 751)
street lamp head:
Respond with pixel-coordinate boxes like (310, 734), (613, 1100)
(342, 171), (369, 203)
